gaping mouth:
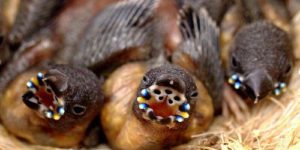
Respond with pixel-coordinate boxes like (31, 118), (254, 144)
(22, 72), (65, 120)
(136, 84), (190, 124)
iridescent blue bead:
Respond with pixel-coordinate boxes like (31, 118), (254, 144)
(274, 88), (281, 96)
(234, 82), (241, 89)
(45, 110), (53, 119)
(231, 74), (238, 80)
(26, 81), (34, 88)
(179, 103), (190, 112)
(37, 72), (44, 85)
(139, 103), (149, 110)
(280, 82), (286, 88)
(141, 89), (151, 100)
(175, 115), (184, 123)
(37, 72), (44, 79)
(57, 107), (65, 115)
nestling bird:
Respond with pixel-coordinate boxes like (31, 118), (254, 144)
(72, 0), (223, 149)
(0, 0), (124, 147)
(0, 64), (103, 147)
(227, 0), (294, 101)
(0, 0), (121, 92)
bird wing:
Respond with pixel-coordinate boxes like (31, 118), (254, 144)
(172, 7), (224, 111)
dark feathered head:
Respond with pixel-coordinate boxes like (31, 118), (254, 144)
(133, 65), (198, 129)
(22, 64), (103, 130)
(228, 21), (293, 100)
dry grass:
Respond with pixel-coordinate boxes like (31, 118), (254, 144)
(174, 61), (300, 150)
(173, 9), (300, 150)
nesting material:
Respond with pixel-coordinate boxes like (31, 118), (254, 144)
(175, 61), (300, 150)
(1, 2), (300, 150)
(293, 12), (300, 59)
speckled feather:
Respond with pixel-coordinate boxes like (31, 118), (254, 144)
(176, 0), (233, 25)
(173, 8), (224, 111)
(0, 29), (56, 92)
(53, 0), (121, 63)
(240, 0), (264, 23)
(8, 0), (64, 46)
(72, 0), (158, 69)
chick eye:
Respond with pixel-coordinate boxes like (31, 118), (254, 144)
(142, 75), (150, 84)
(190, 91), (198, 98)
(231, 56), (239, 68)
(285, 64), (292, 75)
(72, 104), (86, 116)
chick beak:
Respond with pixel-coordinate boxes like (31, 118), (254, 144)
(156, 74), (186, 93)
(137, 74), (190, 124)
(244, 69), (273, 100)
(22, 71), (67, 120)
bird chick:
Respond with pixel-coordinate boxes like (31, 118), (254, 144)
(102, 64), (214, 150)
(226, 0), (294, 102)
(80, 0), (222, 149)
(0, 64), (103, 147)
(228, 21), (293, 101)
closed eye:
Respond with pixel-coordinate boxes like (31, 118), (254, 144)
(232, 55), (239, 68)
(72, 104), (87, 116)
(190, 91), (198, 98)
(285, 63), (292, 75)
(142, 75), (150, 84)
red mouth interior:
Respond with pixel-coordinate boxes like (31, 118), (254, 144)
(35, 87), (55, 108)
(148, 97), (176, 117)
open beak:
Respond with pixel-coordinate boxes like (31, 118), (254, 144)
(136, 75), (190, 124)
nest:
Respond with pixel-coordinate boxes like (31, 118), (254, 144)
(174, 61), (300, 150)
(174, 12), (300, 150)
(1, 54), (300, 150)
(1, 2), (300, 150)
(1, 63), (300, 150)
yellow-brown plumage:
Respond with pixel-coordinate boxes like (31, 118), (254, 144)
(0, 64), (103, 147)
(0, 70), (85, 147)
(101, 63), (214, 150)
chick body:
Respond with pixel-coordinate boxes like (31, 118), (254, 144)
(0, 64), (103, 147)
